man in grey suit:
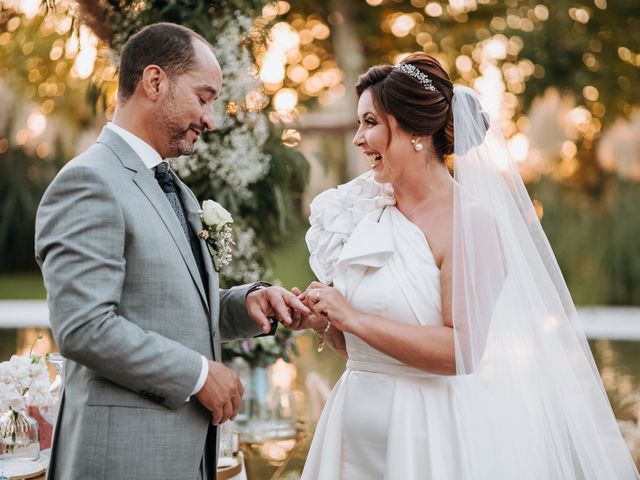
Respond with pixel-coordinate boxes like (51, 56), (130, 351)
(35, 23), (309, 480)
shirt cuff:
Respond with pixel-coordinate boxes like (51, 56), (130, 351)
(190, 355), (209, 397)
(244, 281), (272, 299)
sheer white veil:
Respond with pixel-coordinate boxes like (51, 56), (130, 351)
(450, 85), (639, 478)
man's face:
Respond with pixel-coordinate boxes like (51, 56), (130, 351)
(157, 39), (222, 158)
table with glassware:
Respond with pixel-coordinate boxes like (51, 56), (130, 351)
(221, 357), (308, 479)
(0, 353), (305, 480)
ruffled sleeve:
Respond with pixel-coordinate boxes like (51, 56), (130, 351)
(305, 171), (396, 285)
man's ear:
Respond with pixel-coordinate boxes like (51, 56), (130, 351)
(140, 65), (168, 101)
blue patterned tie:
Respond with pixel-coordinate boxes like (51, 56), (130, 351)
(154, 161), (208, 297)
(154, 161), (190, 241)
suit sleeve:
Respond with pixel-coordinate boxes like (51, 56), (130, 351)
(218, 284), (265, 342)
(35, 164), (201, 409)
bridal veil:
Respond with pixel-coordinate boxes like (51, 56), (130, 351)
(450, 86), (638, 478)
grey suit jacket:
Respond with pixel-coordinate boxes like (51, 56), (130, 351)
(35, 127), (263, 479)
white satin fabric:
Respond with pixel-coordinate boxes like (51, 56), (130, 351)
(303, 172), (467, 479)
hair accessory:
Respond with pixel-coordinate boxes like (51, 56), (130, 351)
(393, 63), (438, 92)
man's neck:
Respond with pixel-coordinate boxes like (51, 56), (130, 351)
(111, 103), (162, 156)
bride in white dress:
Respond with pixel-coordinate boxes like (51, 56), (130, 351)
(293, 53), (639, 479)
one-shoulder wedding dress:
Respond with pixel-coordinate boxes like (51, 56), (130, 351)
(303, 172), (467, 479)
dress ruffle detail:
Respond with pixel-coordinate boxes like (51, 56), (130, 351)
(305, 171), (396, 285)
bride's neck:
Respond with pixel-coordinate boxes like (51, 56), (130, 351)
(393, 160), (453, 212)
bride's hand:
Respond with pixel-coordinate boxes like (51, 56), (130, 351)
(287, 286), (327, 332)
(305, 282), (360, 334)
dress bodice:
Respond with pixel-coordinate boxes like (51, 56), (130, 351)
(306, 172), (443, 368)
(340, 206), (443, 365)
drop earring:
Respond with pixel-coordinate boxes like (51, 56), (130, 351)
(412, 138), (424, 152)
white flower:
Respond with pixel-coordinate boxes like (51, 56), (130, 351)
(26, 380), (54, 407)
(201, 200), (233, 229)
(0, 362), (13, 383)
(0, 382), (26, 412)
(29, 359), (48, 379)
(10, 354), (31, 375)
(0, 355), (52, 410)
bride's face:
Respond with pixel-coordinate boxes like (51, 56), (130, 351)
(353, 89), (415, 184)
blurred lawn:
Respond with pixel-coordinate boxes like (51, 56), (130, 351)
(0, 272), (45, 299)
(268, 226), (317, 290)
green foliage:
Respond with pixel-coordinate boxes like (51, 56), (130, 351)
(267, 222), (316, 289)
(516, 1), (640, 122)
(601, 181), (640, 305)
(185, 127), (309, 250)
(0, 273), (45, 299)
(0, 110), (63, 272)
(532, 178), (640, 305)
(92, 0), (267, 51)
(0, 5), (103, 130)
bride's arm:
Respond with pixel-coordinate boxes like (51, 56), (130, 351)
(307, 254), (456, 375)
(348, 315), (454, 375)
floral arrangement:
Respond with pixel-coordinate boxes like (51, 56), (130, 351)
(0, 354), (53, 414)
(169, 10), (274, 286)
(222, 327), (299, 368)
(199, 200), (235, 271)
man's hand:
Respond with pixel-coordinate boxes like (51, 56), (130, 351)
(245, 286), (311, 333)
(195, 361), (244, 425)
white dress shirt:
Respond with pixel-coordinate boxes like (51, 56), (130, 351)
(106, 122), (209, 398)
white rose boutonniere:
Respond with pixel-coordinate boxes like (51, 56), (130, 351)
(199, 200), (235, 271)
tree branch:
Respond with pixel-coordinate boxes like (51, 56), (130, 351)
(74, 0), (114, 46)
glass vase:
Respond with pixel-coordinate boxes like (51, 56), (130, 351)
(250, 365), (271, 421)
(0, 409), (40, 460)
(39, 352), (65, 425)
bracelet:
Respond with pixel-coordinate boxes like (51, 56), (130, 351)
(316, 321), (332, 353)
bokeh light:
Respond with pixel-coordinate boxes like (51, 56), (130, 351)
(70, 26), (98, 79)
(273, 88), (298, 112)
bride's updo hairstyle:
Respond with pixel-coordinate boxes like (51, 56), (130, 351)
(355, 53), (454, 161)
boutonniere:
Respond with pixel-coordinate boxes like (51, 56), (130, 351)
(198, 200), (235, 271)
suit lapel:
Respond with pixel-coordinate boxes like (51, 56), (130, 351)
(173, 175), (220, 319)
(96, 128), (210, 313)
